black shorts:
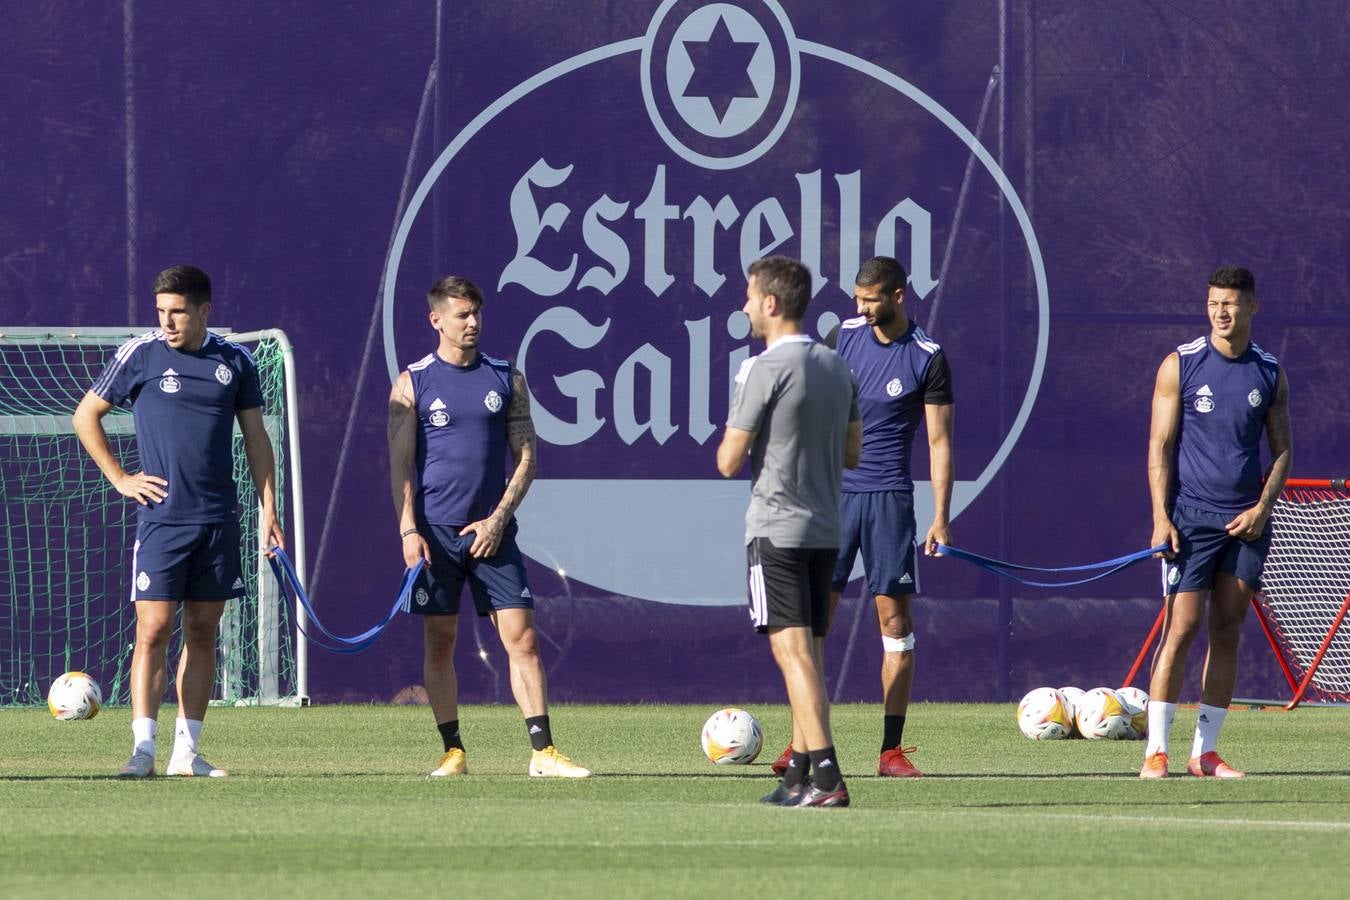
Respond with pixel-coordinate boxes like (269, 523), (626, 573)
(746, 538), (836, 636)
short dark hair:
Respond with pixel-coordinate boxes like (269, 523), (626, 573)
(1208, 266), (1256, 297)
(428, 275), (483, 310)
(747, 256), (812, 322)
(152, 265), (211, 305)
(855, 256), (908, 295)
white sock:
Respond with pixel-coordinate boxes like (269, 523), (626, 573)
(132, 717), (157, 757)
(1191, 703), (1228, 758)
(1144, 701), (1176, 757)
(172, 718), (203, 758)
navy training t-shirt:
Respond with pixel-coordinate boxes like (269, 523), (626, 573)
(828, 317), (953, 493)
(408, 351), (513, 527)
(1174, 336), (1280, 516)
(91, 331), (264, 523)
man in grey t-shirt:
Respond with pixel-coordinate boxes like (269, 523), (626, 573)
(717, 256), (861, 808)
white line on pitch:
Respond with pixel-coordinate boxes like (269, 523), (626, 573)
(952, 809), (1350, 831)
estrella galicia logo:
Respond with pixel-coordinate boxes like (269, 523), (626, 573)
(159, 369), (181, 394)
(381, 0), (1049, 604)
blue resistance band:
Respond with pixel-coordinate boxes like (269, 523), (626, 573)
(268, 547), (423, 654)
(934, 542), (1167, 588)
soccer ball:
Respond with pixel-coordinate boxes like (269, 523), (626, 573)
(47, 672), (102, 721)
(1017, 687), (1072, 741)
(1116, 686), (1149, 739)
(700, 707), (763, 765)
(1058, 686), (1085, 736)
(1075, 687), (1131, 740)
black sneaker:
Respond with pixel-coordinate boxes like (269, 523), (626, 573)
(793, 781), (850, 808)
(760, 778), (810, 805)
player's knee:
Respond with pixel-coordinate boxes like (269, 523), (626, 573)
(882, 632), (915, 653)
(501, 627), (539, 659)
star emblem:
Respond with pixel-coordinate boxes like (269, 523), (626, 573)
(680, 13), (760, 124)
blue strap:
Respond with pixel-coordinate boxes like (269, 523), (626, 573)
(267, 547), (423, 654)
(935, 542), (1167, 588)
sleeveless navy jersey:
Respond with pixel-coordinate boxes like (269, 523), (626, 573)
(1174, 336), (1280, 516)
(408, 351), (514, 527)
(830, 318), (953, 492)
(91, 330), (263, 523)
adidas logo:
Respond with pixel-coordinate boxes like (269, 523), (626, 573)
(529, 724), (543, 734)
(899, 573), (913, 584)
(163, 368), (179, 376)
(1199, 714), (1209, 723)
(520, 588), (532, 598)
(1197, 384), (1213, 397)
(232, 577), (244, 589)
(818, 759), (834, 768)
(429, 397), (446, 411)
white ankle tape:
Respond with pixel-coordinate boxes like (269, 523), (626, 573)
(882, 633), (915, 652)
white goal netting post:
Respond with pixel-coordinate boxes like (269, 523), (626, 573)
(1252, 478), (1350, 708)
(0, 327), (309, 707)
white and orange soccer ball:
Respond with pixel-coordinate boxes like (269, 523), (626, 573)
(1075, 687), (1132, 740)
(1058, 686), (1085, 736)
(1017, 687), (1073, 741)
(47, 671), (102, 721)
(700, 707), (763, 765)
(1116, 686), (1149, 739)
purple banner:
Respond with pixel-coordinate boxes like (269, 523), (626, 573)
(4, 1), (1347, 704)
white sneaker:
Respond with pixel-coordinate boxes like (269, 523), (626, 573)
(166, 753), (228, 777)
(117, 749), (156, 778)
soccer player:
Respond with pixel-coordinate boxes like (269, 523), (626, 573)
(768, 256), (953, 779)
(73, 265), (284, 778)
(717, 256), (862, 807)
(1139, 266), (1291, 779)
(388, 275), (589, 779)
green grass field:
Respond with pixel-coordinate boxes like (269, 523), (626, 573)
(3, 702), (1349, 897)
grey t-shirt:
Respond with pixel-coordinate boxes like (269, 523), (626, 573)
(727, 334), (861, 547)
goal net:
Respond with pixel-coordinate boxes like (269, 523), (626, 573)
(1252, 479), (1350, 707)
(0, 327), (308, 707)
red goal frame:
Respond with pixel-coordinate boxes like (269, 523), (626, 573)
(1122, 478), (1350, 710)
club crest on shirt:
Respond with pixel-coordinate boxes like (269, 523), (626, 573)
(484, 390), (503, 413)
(1247, 389), (1262, 408)
(886, 377), (903, 397)
(215, 364), (233, 385)
(159, 369), (181, 394)
(136, 571), (151, 591)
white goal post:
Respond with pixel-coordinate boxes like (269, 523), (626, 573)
(0, 326), (309, 706)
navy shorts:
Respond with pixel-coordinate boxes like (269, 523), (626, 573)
(1160, 502), (1271, 595)
(131, 520), (245, 601)
(747, 538), (835, 636)
(410, 520), (533, 617)
(831, 491), (919, 596)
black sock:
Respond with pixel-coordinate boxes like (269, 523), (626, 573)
(437, 719), (463, 753)
(808, 747), (842, 792)
(781, 751), (810, 789)
(525, 715), (553, 751)
(882, 714), (906, 752)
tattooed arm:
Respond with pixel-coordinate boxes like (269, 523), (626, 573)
(460, 368), (537, 558)
(388, 371), (430, 568)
